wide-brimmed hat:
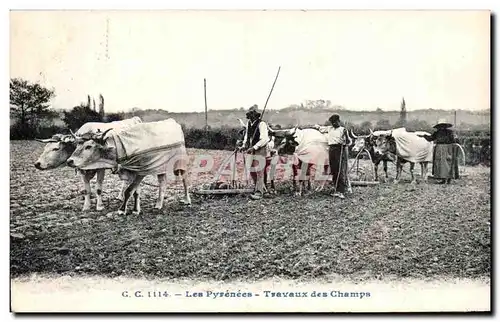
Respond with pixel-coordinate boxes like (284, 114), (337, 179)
(433, 119), (453, 128)
(246, 104), (261, 117)
(329, 113), (340, 124)
(248, 105), (259, 113)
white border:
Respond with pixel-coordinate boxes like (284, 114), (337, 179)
(3, 1), (497, 321)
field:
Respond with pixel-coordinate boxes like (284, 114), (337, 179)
(10, 141), (491, 281)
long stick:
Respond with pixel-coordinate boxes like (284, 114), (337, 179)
(249, 66), (281, 147)
(204, 78), (208, 133)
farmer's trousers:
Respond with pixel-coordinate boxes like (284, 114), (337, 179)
(329, 144), (347, 193)
(249, 147), (267, 194)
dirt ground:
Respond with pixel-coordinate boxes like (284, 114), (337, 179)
(10, 141), (491, 281)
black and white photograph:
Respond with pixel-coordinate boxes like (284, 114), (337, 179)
(8, 8), (491, 313)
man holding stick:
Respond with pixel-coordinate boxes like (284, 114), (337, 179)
(314, 113), (349, 199)
(239, 105), (270, 200)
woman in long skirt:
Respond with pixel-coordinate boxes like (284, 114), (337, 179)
(419, 119), (460, 184)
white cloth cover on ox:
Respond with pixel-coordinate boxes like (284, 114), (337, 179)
(75, 116), (142, 136)
(107, 118), (188, 177)
(391, 128), (434, 163)
(292, 128), (329, 166)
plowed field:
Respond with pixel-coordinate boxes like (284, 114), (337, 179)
(10, 141), (491, 281)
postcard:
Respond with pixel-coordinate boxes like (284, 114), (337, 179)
(9, 9), (491, 313)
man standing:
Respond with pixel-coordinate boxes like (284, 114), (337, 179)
(314, 114), (349, 199)
(239, 105), (270, 200)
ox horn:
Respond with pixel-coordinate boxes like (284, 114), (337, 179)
(273, 130), (286, 138)
(237, 118), (246, 128)
(350, 129), (358, 139)
(35, 138), (58, 143)
(69, 128), (78, 139)
(369, 128), (374, 136)
(100, 128), (113, 140)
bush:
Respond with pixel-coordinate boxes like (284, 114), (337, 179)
(10, 123), (67, 140)
(106, 112), (125, 122)
(62, 105), (103, 130)
(184, 127), (241, 151)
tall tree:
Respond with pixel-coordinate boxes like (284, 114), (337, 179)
(399, 97), (407, 127)
(98, 94), (105, 117)
(10, 78), (56, 134)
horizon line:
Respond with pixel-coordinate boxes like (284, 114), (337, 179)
(49, 106), (492, 114)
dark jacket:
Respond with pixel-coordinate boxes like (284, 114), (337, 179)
(422, 128), (459, 144)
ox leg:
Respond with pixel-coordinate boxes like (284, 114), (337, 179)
(132, 185), (142, 215)
(82, 170), (96, 211)
(383, 160), (389, 181)
(117, 179), (132, 201)
(96, 169), (105, 211)
(154, 174), (167, 209)
(421, 162), (429, 183)
(346, 177), (352, 194)
(177, 170), (192, 205)
(394, 159), (402, 184)
(264, 163), (269, 192)
(292, 164), (298, 194)
(374, 162), (380, 182)
(316, 164), (329, 192)
(267, 160), (277, 194)
(118, 176), (143, 215)
(297, 180), (304, 196)
(410, 162), (416, 184)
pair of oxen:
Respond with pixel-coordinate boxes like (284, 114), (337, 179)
(34, 117), (191, 215)
(237, 121), (433, 196)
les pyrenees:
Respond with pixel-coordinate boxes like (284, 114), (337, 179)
(185, 290), (371, 299)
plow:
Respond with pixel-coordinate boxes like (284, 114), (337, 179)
(192, 148), (256, 195)
(192, 143), (468, 196)
(192, 147), (381, 196)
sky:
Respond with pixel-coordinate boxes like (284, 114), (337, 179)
(10, 10), (490, 113)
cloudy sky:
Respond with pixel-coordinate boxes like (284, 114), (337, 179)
(10, 10), (490, 113)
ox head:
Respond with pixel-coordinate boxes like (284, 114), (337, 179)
(373, 131), (395, 156)
(34, 133), (77, 170)
(66, 128), (115, 169)
(266, 130), (279, 157)
(350, 129), (375, 153)
(274, 126), (299, 156)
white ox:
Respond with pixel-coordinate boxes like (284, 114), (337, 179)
(66, 118), (191, 215)
(372, 128), (433, 184)
(34, 116), (142, 211)
(274, 127), (353, 196)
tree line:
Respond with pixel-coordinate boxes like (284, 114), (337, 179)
(10, 78), (490, 140)
(10, 78), (125, 139)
